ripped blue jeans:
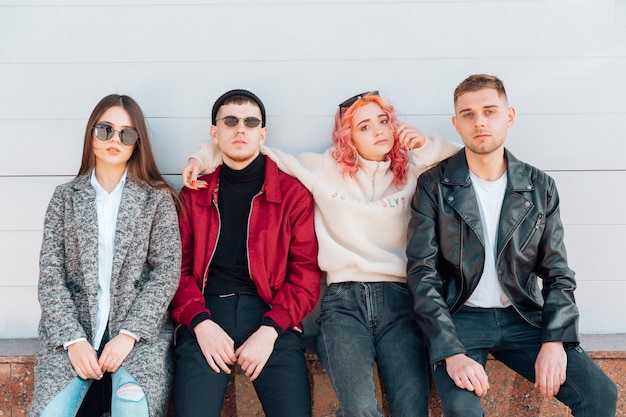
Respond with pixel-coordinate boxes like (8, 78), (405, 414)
(39, 366), (149, 417)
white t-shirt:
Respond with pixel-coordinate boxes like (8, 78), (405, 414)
(465, 171), (512, 308)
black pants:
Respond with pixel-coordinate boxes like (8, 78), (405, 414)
(76, 328), (112, 417)
(173, 294), (311, 417)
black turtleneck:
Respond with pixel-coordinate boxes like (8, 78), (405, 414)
(204, 153), (265, 296)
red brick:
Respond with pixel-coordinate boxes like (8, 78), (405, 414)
(2, 337), (625, 416)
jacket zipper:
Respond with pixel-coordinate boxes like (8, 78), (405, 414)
(202, 192), (222, 294)
(520, 214), (543, 252)
(245, 191), (263, 284)
(495, 211), (541, 328)
(370, 162), (381, 202)
(450, 226), (465, 312)
(176, 190), (222, 346)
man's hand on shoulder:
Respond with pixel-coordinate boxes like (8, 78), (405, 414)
(182, 158), (207, 190)
(193, 319), (236, 374)
(534, 341), (567, 397)
(444, 353), (490, 396)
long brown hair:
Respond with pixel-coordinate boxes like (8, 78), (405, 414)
(77, 94), (180, 209)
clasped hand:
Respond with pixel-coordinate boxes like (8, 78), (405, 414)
(67, 333), (136, 380)
(194, 320), (278, 382)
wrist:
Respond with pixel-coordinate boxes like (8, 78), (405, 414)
(260, 317), (283, 336)
(260, 325), (279, 338)
(115, 332), (137, 346)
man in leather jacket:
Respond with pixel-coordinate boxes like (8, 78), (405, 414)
(406, 74), (616, 417)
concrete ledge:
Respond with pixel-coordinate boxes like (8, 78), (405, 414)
(1, 335), (624, 416)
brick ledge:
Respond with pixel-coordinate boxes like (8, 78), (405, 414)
(2, 334), (624, 417)
(3, 333), (624, 361)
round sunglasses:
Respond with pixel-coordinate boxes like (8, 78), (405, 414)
(215, 116), (262, 128)
(93, 124), (139, 146)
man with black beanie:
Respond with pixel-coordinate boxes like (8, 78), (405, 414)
(170, 89), (321, 417)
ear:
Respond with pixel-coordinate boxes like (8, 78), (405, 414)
(451, 115), (459, 133)
(507, 107), (516, 127)
(210, 125), (218, 144)
(258, 127), (267, 147)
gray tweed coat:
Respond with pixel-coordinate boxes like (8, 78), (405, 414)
(30, 174), (181, 417)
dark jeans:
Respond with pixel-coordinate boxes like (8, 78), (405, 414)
(316, 282), (430, 417)
(432, 306), (617, 417)
(173, 294), (311, 417)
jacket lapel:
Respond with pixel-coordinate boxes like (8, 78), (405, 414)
(441, 152), (485, 246)
(72, 176), (99, 299)
(111, 178), (145, 289)
(496, 150), (534, 254)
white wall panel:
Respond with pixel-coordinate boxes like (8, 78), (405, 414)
(1, 1), (621, 63)
(0, 0), (536, 5)
(1, 0), (625, 338)
(0, 118), (200, 176)
(2, 112), (625, 176)
(576, 281), (626, 334)
(0, 231), (41, 287)
(550, 171), (626, 226)
(0, 286), (40, 338)
(2, 58), (626, 121)
(0, 177), (65, 230)
(564, 225), (626, 282)
(2, 115), (624, 170)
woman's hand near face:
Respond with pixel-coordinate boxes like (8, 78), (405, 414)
(396, 124), (427, 150)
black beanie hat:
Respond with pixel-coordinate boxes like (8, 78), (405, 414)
(211, 89), (266, 127)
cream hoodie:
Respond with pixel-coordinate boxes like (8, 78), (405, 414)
(193, 135), (460, 285)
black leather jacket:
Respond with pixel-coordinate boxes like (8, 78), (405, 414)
(407, 149), (579, 363)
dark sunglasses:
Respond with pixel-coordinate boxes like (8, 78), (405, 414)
(216, 116), (262, 128)
(338, 90), (380, 111)
(93, 124), (139, 146)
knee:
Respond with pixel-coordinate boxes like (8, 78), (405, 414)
(116, 383), (145, 402)
(604, 377), (618, 403)
(593, 377), (618, 415)
(442, 402), (484, 417)
(338, 404), (381, 417)
(438, 390), (484, 417)
(571, 374), (618, 416)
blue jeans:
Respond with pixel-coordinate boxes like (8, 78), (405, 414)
(432, 306), (617, 417)
(316, 282), (430, 417)
(39, 366), (149, 417)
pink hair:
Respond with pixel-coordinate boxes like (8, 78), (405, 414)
(331, 95), (409, 188)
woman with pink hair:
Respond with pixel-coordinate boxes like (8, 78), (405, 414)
(182, 91), (460, 416)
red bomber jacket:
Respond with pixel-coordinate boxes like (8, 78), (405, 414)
(170, 156), (321, 333)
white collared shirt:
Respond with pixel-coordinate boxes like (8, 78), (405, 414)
(90, 169), (127, 350)
(63, 170), (139, 350)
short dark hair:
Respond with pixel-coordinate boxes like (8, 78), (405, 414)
(454, 74), (507, 105)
